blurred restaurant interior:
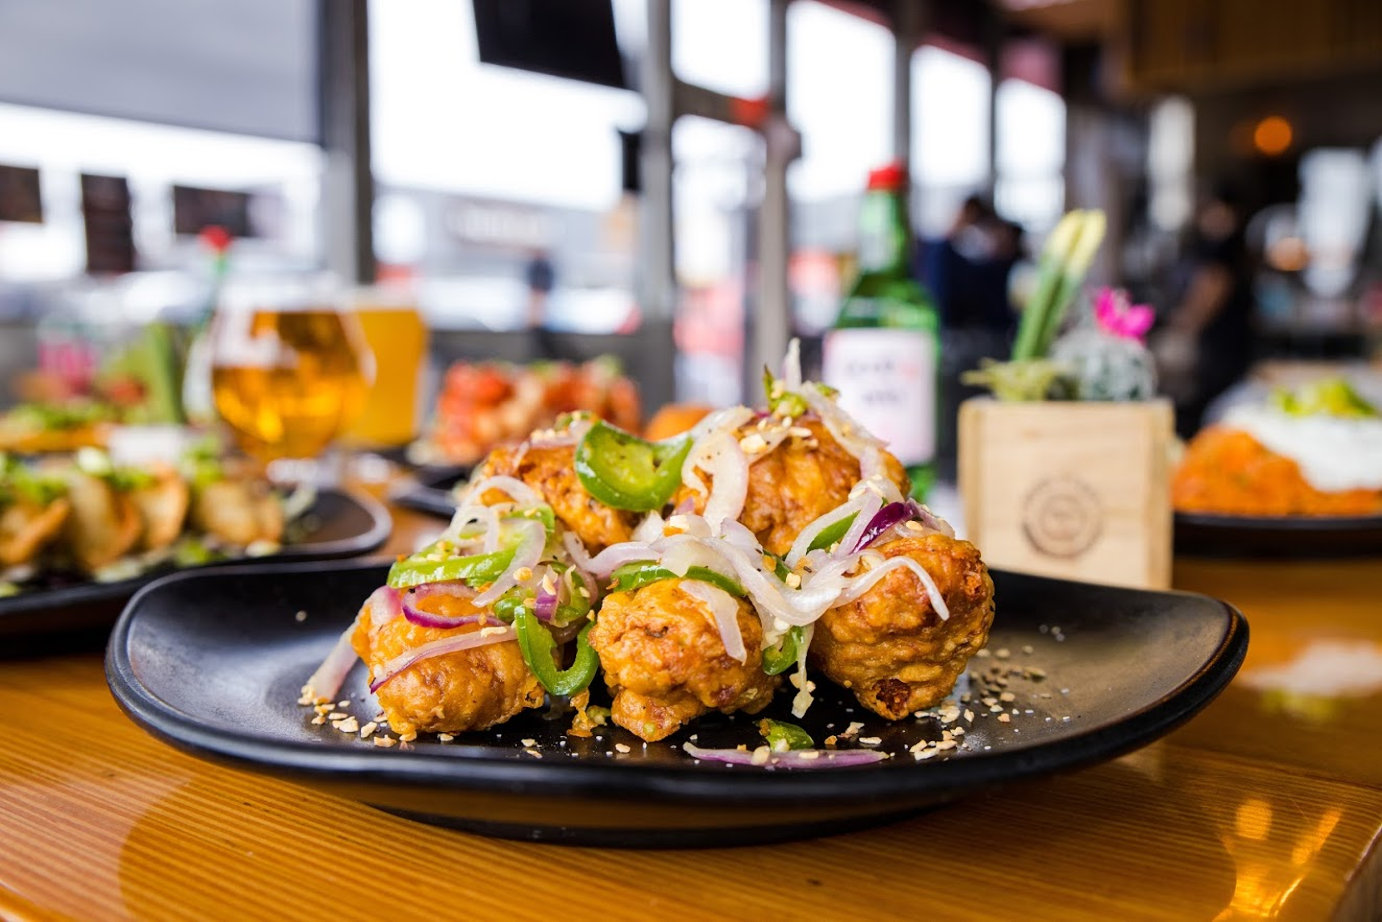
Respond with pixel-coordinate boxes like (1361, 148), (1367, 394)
(5, 2), (1382, 919)
(1, 0), (1380, 456)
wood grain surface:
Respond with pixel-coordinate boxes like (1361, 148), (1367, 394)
(2, 483), (1381, 921)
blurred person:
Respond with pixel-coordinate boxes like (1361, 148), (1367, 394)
(1155, 182), (1255, 436)
(523, 249), (556, 330)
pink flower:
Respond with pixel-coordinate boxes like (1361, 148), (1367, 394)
(1094, 287), (1153, 341)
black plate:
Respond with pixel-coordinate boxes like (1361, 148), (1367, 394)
(107, 560), (1247, 847)
(0, 489), (391, 647)
(1174, 510), (1382, 558)
(390, 470), (466, 519)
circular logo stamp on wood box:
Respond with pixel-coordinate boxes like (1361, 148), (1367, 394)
(1022, 475), (1103, 559)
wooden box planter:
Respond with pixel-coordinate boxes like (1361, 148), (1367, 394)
(958, 398), (1175, 590)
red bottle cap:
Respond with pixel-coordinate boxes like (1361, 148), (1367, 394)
(866, 161), (908, 191)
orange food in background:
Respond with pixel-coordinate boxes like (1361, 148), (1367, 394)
(643, 403), (713, 441)
(1172, 426), (1382, 517)
(423, 360), (640, 466)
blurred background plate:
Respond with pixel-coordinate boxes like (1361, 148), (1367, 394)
(1174, 511), (1382, 558)
(388, 468), (467, 520)
(106, 560), (1247, 847)
(0, 488), (391, 650)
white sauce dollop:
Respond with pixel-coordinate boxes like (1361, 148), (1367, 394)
(1222, 405), (1382, 492)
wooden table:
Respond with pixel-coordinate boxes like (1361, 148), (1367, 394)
(3, 498), (1380, 921)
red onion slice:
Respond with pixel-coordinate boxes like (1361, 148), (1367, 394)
(369, 626), (517, 693)
(303, 622), (361, 702)
(682, 742), (886, 769)
(401, 595), (504, 630)
(852, 501), (914, 553)
(534, 577), (559, 622)
(679, 580), (746, 663)
(682, 406), (755, 497)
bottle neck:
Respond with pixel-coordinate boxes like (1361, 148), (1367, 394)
(856, 188), (911, 276)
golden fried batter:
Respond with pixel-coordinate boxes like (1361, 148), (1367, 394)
(589, 578), (778, 741)
(811, 533), (994, 719)
(191, 478), (284, 546)
(61, 472), (141, 571)
(0, 497), (69, 567)
(674, 417), (910, 556)
(351, 592), (543, 736)
(477, 442), (634, 550)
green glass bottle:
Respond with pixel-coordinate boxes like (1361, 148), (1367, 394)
(822, 162), (939, 499)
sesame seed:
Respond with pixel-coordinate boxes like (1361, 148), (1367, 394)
(310, 715), (325, 726)
(337, 700), (350, 708)
(294, 610), (308, 622)
(525, 749), (542, 758)
(784, 572), (801, 589)
(798, 750), (821, 760)
(327, 712), (347, 720)
(995, 648), (1011, 659)
(437, 732), (453, 742)
(479, 625), (508, 636)
(751, 746), (771, 766)
(615, 743), (631, 754)
(999, 692), (1016, 703)
(997, 713), (1012, 723)
(360, 722), (378, 739)
(858, 737), (882, 746)
(513, 567), (533, 582)
(520, 738), (536, 747)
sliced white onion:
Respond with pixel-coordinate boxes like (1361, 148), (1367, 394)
(458, 475), (543, 508)
(682, 406), (755, 497)
(718, 519), (762, 555)
(782, 338), (802, 391)
(679, 580), (746, 664)
(832, 554), (950, 621)
(785, 493), (869, 566)
(656, 534), (738, 582)
(472, 520), (546, 606)
(366, 585), (402, 628)
(790, 623), (816, 718)
(303, 622), (361, 702)
(631, 511), (666, 544)
(564, 532), (658, 578)
(682, 741), (886, 769)
(369, 626), (517, 693)
(799, 385), (883, 462)
(700, 432), (749, 534)
(445, 503), (501, 552)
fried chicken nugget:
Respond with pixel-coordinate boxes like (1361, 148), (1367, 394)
(129, 468), (190, 551)
(589, 578), (778, 741)
(674, 418), (910, 556)
(811, 533), (994, 720)
(0, 497), (69, 567)
(477, 442), (634, 550)
(191, 478), (284, 546)
(351, 591), (543, 737)
(61, 472), (141, 571)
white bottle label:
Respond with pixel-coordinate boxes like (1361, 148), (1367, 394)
(822, 328), (934, 465)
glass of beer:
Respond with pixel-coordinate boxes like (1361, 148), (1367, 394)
(339, 285), (429, 448)
(208, 276), (374, 481)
